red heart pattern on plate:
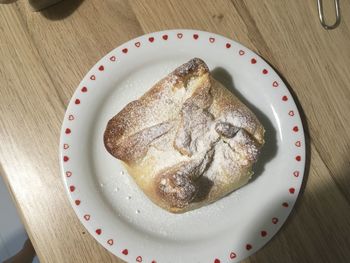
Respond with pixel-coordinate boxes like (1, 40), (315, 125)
(75, 99), (80, 105)
(262, 69), (268, 74)
(63, 156), (69, 162)
(282, 202), (289, 207)
(90, 75), (96, 80)
(230, 252), (237, 259)
(293, 126), (299, 132)
(63, 144), (69, 149)
(209, 37), (215, 43)
(84, 214), (90, 221)
(177, 33), (183, 39)
(296, 155), (301, 161)
(107, 239), (113, 245)
(214, 259), (220, 263)
(162, 35), (168, 40)
(96, 229), (102, 235)
(110, 56), (116, 61)
(193, 34), (199, 39)
(66, 171), (72, 177)
(122, 249), (128, 255)
(295, 141), (301, 147)
(289, 187), (295, 194)
(68, 114), (74, 120)
(289, 110), (294, 116)
(261, 230), (267, 237)
(282, 96), (288, 101)
(65, 128), (71, 134)
(251, 58), (257, 64)
(75, 200), (81, 205)
(136, 256), (142, 262)
(272, 81), (279, 87)
(272, 217), (279, 224)
(239, 50), (245, 55)
(122, 48), (128, 53)
(69, 185), (75, 192)
(293, 171), (300, 177)
(149, 37), (154, 42)
(226, 43), (231, 48)
(98, 65), (104, 71)
(81, 87), (87, 92)
(135, 42), (141, 47)
(246, 244), (252, 250)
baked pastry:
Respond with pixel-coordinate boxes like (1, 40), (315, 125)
(104, 58), (265, 213)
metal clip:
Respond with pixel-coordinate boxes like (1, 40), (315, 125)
(317, 0), (341, 30)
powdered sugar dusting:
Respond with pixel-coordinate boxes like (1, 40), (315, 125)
(219, 109), (256, 135)
(104, 58), (264, 212)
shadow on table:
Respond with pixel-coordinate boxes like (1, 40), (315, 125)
(222, 56), (349, 261)
(212, 65), (342, 262)
(41, 0), (84, 20)
(3, 238), (37, 263)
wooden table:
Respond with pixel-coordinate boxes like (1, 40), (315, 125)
(1, 0), (349, 262)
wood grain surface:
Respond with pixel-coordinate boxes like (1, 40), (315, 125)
(0, 0), (349, 262)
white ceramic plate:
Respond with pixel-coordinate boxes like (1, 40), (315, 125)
(60, 30), (305, 263)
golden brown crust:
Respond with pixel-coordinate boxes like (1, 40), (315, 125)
(104, 58), (265, 213)
(105, 121), (174, 162)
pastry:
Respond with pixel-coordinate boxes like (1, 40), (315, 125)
(104, 58), (265, 213)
